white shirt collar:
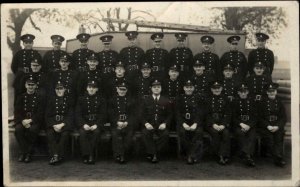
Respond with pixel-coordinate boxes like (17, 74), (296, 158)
(152, 94), (160, 100)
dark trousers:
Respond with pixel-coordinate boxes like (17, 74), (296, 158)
(206, 126), (231, 157)
(79, 128), (101, 156)
(257, 127), (285, 157)
(142, 128), (169, 155)
(14, 123), (39, 154)
(111, 126), (134, 157)
(47, 129), (70, 157)
(178, 127), (203, 157)
(234, 127), (256, 156)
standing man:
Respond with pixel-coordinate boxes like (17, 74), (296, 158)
(98, 35), (119, 79)
(77, 53), (103, 96)
(49, 54), (79, 98)
(169, 33), (193, 79)
(11, 34), (42, 75)
(257, 83), (287, 167)
(134, 61), (153, 99)
(76, 80), (106, 164)
(221, 64), (240, 103)
(119, 31), (145, 79)
(145, 33), (169, 79)
(246, 61), (272, 103)
(176, 80), (204, 164)
(108, 82), (136, 164)
(141, 79), (172, 163)
(205, 81), (232, 165)
(194, 35), (220, 79)
(220, 35), (247, 80)
(14, 76), (45, 163)
(71, 33), (94, 72)
(43, 35), (68, 73)
(248, 32), (274, 76)
(45, 81), (74, 165)
(232, 83), (257, 167)
(190, 59), (214, 100)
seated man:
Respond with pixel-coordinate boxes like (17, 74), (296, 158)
(108, 82), (136, 164)
(141, 79), (172, 163)
(176, 79), (204, 164)
(205, 81), (232, 165)
(76, 80), (106, 164)
(14, 76), (45, 163)
(257, 82), (287, 167)
(45, 81), (74, 165)
(232, 83), (257, 167)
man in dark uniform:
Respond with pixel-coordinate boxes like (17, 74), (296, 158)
(194, 35), (220, 79)
(104, 60), (130, 98)
(190, 59), (214, 100)
(49, 54), (79, 98)
(98, 35), (119, 79)
(248, 32), (274, 76)
(45, 81), (74, 165)
(14, 76), (45, 163)
(205, 81), (232, 165)
(221, 64), (240, 103)
(246, 61), (272, 103)
(169, 33), (193, 79)
(119, 31), (145, 79)
(141, 79), (172, 163)
(220, 35), (247, 80)
(257, 82), (286, 167)
(232, 83), (257, 167)
(71, 33), (94, 72)
(134, 61), (153, 99)
(76, 80), (106, 164)
(108, 82), (136, 164)
(145, 33), (169, 79)
(162, 64), (183, 102)
(17, 58), (48, 97)
(42, 35), (68, 73)
(162, 64), (183, 131)
(11, 34), (42, 75)
(77, 53), (103, 96)
(176, 79), (204, 164)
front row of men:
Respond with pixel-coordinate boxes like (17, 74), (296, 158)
(14, 72), (287, 167)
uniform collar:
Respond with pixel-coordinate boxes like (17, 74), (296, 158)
(152, 95), (160, 100)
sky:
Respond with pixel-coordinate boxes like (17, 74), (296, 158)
(2, 2), (298, 71)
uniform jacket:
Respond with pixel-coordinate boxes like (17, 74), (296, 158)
(220, 50), (247, 80)
(194, 51), (220, 79)
(232, 96), (258, 128)
(168, 47), (193, 73)
(71, 48), (95, 71)
(75, 93), (106, 127)
(142, 95), (172, 128)
(42, 49), (69, 72)
(11, 49), (42, 74)
(248, 48), (274, 75)
(14, 91), (45, 127)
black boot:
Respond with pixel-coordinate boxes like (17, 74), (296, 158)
(24, 153), (32, 163)
(18, 154), (25, 162)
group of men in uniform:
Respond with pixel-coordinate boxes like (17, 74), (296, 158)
(11, 30), (286, 168)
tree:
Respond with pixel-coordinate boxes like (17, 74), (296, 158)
(7, 8), (72, 56)
(210, 7), (288, 47)
(71, 7), (156, 33)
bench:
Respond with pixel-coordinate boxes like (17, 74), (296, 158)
(8, 121), (291, 158)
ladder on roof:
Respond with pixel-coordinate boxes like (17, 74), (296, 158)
(102, 18), (243, 34)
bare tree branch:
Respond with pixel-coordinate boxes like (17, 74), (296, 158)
(29, 16), (42, 32)
(7, 25), (16, 31)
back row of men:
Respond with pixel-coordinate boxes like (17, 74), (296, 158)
(11, 31), (274, 81)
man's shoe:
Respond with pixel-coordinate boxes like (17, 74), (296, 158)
(119, 155), (125, 164)
(218, 156), (226, 165)
(187, 156), (193, 165)
(83, 155), (89, 164)
(245, 156), (256, 167)
(274, 157), (286, 167)
(151, 154), (158, 163)
(24, 154), (32, 163)
(49, 156), (55, 165)
(146, 154), (153, 162)
(88, 155), (95, 165)
(18, 154), (25, 162)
